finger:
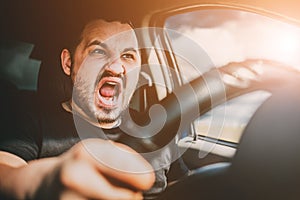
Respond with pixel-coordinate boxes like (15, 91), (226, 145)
(61, 159), (143, 200)
(220, 61), (263, 88)
(222, 73), (250, 88)
(77, 139), (155, 191)
(247, 60), (264, 75)
(225, 61), (259, 79)
(232, 67), (258, 81)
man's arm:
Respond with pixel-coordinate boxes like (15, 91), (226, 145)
(0, 151), (29, 199)
(0, 151), (60, 199)
(0, 139), (155, 200)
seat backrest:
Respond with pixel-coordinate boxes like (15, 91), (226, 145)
(37, 59), (72, 110)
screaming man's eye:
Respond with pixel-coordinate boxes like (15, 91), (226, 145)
(90, 48), (107, 56)
(121, 53), (135, 61)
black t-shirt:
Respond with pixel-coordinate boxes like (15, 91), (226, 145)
(0, 102), (188, 198)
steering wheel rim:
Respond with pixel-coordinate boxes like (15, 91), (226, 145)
(118, 59), (300, 153)
(152, 59), (300, 199)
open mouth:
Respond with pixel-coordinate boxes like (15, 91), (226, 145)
(95, 77), (123, 109)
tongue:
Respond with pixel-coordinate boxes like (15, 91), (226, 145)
(100, 84), (116, 97)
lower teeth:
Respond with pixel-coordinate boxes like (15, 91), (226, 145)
(102, 96), (117, 105)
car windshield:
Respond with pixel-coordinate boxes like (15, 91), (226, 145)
(164, 9), (300, 144)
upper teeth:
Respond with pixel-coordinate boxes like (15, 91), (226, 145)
(106, 81), (117, 86)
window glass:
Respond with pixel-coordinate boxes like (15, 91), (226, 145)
(164, 9), (300, 143)
(165, 9), (300, 70)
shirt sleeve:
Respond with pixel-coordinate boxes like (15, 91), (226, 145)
(0, 91), (41, 162)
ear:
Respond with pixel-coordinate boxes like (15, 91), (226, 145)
(60, 49), (72, 76)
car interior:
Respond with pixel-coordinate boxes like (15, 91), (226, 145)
(1, 0), (300, 199)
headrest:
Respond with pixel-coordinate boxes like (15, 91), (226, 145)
(37, 57), (72, 110)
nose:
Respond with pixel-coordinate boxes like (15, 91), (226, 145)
(107, 59), (126, 75)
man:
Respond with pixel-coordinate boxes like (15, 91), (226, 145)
(0, 19), (188, 199)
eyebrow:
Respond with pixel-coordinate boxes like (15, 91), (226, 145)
(86, 40), (107, 49)
(86, 40), (138, 53)
(123, 47), (138, 54)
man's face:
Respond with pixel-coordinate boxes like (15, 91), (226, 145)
(71, 20), (141, 127)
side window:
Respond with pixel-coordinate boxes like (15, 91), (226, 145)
(165, 9), (300, 69)
(163, 9), (300, 144)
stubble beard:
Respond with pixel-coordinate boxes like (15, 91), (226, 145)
(73, 75), (128, 125)
(92, 97), (124, 124)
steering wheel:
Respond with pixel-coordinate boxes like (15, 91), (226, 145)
(150, 59), (300, 200)
(118, 59), (300, 199)
(118, 59), (300, 151)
